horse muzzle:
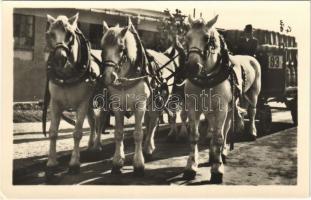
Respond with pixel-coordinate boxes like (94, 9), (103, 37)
(185, 61), (204, 77)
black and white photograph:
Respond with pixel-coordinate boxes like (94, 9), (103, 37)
(1, 0), (310, 198)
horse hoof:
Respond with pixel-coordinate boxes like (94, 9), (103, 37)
(111, 166), (122, 175)
(67, 165), (80, 175)
(45, 166), (59, 183)
(143, 152), (153, 162)
(183, 169), (196, 180)
(221, 154), (227, 164)
(133, 167), (145, 177)
(210, 173), (223, 184)
(249, 135), (257, 141)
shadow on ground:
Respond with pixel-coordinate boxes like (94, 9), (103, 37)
(13, 118), (295, 185)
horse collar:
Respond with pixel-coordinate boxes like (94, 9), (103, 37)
(187, 50), (231, 88)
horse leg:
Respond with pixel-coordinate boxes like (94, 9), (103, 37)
(245, 90), (259, 139)
(167, 110), (178, 142)
(68, 100), (89, 174)
(87, 109), (95, 150)
(179, 106), (188, 141)
(204, 113), (213, 144)
(133, 109), (146, 176)
(143, 111), (158, 161)
(46, 100), (61, 179)
(92, 109), (109, 151)
(111, 111), (125, 174)
(245, 65), (261, 138)
(221, 111), (232, 164)
(209, 109), (228, 184)
(183, 110), (201, 180)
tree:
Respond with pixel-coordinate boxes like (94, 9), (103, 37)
(157, 9), (189, 51)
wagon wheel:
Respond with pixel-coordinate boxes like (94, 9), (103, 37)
(286, 98), (297, 126)
(257, 105), (272, 135)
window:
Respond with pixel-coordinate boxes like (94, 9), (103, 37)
(14, 14), (35, 50)
(89, 24), (102, 50)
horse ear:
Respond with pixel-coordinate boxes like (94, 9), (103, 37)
(206, 14), (218, 28)
(188, 15), (194, 26)
(120, 26), (130, 38)
(68, 13), (79, 30)
(47, 14), (56, 24)
(102, 21), (109, 34)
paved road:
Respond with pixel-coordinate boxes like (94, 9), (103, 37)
(13, 103), (297, 185)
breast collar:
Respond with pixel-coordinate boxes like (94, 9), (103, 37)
(47, 29), (91, 86)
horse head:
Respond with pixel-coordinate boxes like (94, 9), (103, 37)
(46, 13), (79, 77)
(100, 18), (137, 85)
(185, 15), (223, 77)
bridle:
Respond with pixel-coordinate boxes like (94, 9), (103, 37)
(101, 49), (128, 73)
(187, 34), (218, 61)
(52, 30), (74, 55)
(183, 33), (230, 80)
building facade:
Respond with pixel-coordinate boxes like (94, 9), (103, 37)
(13, 8), (168, 102)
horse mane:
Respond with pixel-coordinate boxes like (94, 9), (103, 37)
(124, 30), (137, 63)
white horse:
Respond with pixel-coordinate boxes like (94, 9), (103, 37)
(182, 15), (261, 183)
(44, 13), (105, 180)
(100, 18), (176, 175)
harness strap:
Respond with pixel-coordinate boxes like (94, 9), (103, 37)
(155, 53), (180, 74)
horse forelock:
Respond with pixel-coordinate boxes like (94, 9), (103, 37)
(191, 18), (206, 30)
(49, 15), (76, 33)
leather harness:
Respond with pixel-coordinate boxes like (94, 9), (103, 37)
(46, 28), (100, 86)
(185, 34), (234, 89)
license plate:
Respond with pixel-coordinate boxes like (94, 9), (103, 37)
(268, 55), (283, 69)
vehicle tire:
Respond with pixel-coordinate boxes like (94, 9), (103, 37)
(257, 105), (272, 135)
(286, 98), (297, 126)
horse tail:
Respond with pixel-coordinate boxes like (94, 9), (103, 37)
(42, 79), (50, 137)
